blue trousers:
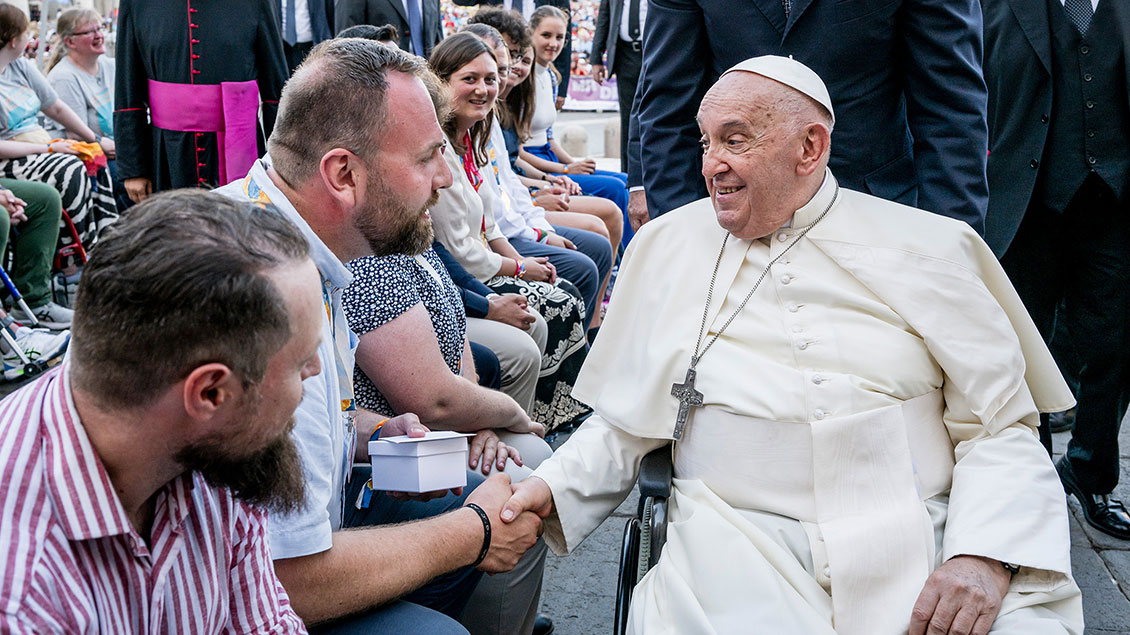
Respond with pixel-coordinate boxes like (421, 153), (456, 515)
(524, 143), (631, 248)
(313, 468), (488, 631)
(510, 224), (612, 325)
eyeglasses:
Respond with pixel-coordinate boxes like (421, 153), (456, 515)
(70, 26), (105, 38)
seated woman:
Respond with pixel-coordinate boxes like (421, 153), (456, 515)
(463, 19), (614, 332)
(342, 241), (551, 481)
(518, 6), (632, 249)
(44, 8), (131, 212)
(0, 5), (117, 288)
(429, 32), (590, 431)
(490, 16), (624, 257)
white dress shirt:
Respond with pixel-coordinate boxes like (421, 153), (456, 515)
(618, 0), (647, 42)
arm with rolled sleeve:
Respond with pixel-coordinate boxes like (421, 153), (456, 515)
(897, 0), (989, 233)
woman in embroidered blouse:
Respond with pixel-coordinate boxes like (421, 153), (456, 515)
(429, 32), (590, 430)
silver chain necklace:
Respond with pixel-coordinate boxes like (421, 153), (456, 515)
(670, 186), (839, 440)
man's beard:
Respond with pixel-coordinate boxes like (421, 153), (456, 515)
(175, 416), (306, 513)
(357, 183), (440, 257)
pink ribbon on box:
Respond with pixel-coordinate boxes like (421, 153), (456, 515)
(147, 79), (260, 185)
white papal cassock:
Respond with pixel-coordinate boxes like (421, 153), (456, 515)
(532, 171), (1084, 634)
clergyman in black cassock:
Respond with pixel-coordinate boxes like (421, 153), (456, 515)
(114, 0), (288, 193)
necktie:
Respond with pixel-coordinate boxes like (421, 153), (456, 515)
(783, 0), (792, 20)
(284, 0), (298, 46)
(406, 0), (426, 55)
(628, 0), (641, 40)
(1064, 0), (1093, 35)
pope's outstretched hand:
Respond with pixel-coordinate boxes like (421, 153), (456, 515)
(501, 476), (555, 523)
(909, 554), (1011, 635)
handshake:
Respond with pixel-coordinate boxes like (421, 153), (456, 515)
(461, 474), (555, 573)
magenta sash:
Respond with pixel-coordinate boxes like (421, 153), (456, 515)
(147, 79), (260, 185)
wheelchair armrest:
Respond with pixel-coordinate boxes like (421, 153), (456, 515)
(637, 445), (672, 499)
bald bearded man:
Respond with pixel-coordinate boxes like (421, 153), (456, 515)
(502, 57), (1084, 635)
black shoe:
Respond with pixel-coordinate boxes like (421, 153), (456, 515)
(533, 614), (554, 635)
(1049, 409), (1075, 433)
(1057, 457), (1130, 540)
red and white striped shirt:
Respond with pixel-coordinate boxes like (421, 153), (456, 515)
(0, 363), (308, 634)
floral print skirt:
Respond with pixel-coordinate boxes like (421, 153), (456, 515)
(486, 274), (590, 430)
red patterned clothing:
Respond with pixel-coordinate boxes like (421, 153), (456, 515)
(0, 363), (307, 634)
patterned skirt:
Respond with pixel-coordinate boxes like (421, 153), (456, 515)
(0, 152), (119, 258)
(486, 274), (590, 430)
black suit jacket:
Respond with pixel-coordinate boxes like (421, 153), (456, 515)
(982, 0), (1130, 256)
(335, 0), (443, 57)
(631, 0), (990, 234)
(591, 0), (622, 69)
(453, 0), (573, 95)
(277, 0), (334, 43)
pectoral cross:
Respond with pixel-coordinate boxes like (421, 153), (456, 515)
(671, 362), (704, 440)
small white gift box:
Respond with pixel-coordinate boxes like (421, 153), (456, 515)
(368, 431), (474, 493)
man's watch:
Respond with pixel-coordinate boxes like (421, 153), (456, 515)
(1001, 561), (1021, 575)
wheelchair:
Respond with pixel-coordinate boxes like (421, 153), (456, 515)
(613, 445), (673, 635)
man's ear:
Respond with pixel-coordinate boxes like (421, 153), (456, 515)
(318, 149), (366, 212)
(182, 363), (242, 425)
(797, 122), (831, 177)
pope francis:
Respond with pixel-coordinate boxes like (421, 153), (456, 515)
(502, 56), (1084, 635)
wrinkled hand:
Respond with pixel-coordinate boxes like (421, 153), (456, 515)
(522, 256), (556, 283)
(124, 177), (153, 204)
(98, 136), (116, 159)
(909, 555), (1011, 635)
(501, 476), (554, 523)
(628, 189), (650, 232)
(565, 159), (596, 175)
(469, 429), (524, 474)
(465, 473), (542, 572)
(486, 293), (537, 330)
(545, 233), (576, 250)
(0, 189), (27, 224)
(591, 64), (607, 84)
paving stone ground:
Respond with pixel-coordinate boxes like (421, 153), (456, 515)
(538, 421), (1130, 635)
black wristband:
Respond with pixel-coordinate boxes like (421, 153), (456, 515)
(465, 503), (491, 568)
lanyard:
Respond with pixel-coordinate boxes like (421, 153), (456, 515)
(243, 173), (358, 513)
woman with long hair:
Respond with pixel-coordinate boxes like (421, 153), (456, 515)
(463, 18), (615, 332)
(518, 6), (631, 249)
(428, 32), (590, 430)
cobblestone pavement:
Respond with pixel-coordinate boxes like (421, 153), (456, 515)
(539, 422), (1130, 635)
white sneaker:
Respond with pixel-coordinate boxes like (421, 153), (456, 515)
(1, 327), (70, 381)
(10, 302), (74, 330)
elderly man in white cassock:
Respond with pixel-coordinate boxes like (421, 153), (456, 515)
(501, 56), (1085, 635)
